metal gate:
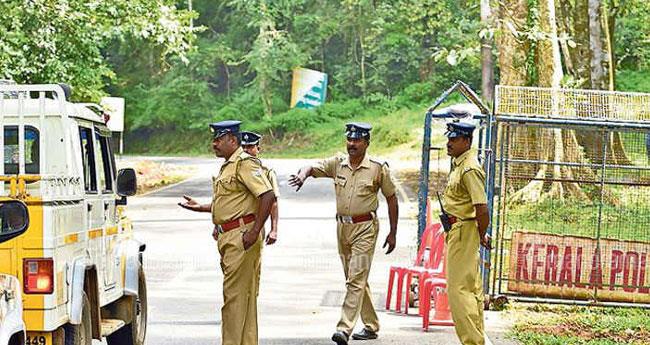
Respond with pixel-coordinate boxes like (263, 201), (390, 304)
(489, 86), (650, 307)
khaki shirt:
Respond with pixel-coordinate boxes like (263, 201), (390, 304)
(442, 149), (487, 219)
(312, 154), (397, 216)
(212, 147), (273, 225)
(264, 167), (280, 197)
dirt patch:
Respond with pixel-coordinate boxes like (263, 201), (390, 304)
(520, 322), (650, 344)
(130, 160), (195, 195)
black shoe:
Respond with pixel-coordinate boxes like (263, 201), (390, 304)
(332, 331), (349, 345)
(351, 328), (378, 340)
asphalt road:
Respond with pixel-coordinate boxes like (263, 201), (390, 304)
(102, 157), (515, 345)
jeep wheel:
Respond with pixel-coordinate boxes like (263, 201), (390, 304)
(107, 267), (147, 345)
(64, 292), (92, 345)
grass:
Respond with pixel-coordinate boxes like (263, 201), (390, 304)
(505, 201), (650, 242)
(508, 303), (650, 345)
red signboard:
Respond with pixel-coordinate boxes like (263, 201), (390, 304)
(508, 231), (650, 303)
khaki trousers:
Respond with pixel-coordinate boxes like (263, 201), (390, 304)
(217, 225), (263, 345)
(446, 220), (485, 345)
(336, 219), (380, 335)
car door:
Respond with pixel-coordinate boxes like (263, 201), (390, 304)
(79, 126), (105, 279)
(94, 128), (119, 288)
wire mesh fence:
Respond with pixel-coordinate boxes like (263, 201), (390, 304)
(496, 86), (650, 123)
(490, 87), (650, 306)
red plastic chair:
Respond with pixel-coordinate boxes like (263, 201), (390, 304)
(421, 255), (454, 330)
(385, 223), (439, 313)
(403, 226), (445, 315)
(385, 200), (444, 313)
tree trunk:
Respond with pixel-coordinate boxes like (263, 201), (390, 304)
(577, 1), (631, 166)
(359, 30), (366, 96)
(574, 0), (590, 87)
(538, 0), (562, 88)
(481, 0), (495, 102)
(588, 0), (606, 90)
(496, 0), (533, 192)
(556, 0), (575, 77)
(496, 0), (528, 86)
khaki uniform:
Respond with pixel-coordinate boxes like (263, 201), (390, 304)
(442, 149), (486, 345)
(212, 147), (273, 345)
(254, 166), (280, 296)
(312, 154), (396, 335)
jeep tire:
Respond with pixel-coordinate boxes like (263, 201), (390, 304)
(107, 267), (147, 345)
(64, 292), (91, 345)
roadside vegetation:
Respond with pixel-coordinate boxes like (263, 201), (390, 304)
(508, 303), (650, 345)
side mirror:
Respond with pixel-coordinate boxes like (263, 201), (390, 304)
(0, 201), (29, 243)
(117, 168), (137, 197)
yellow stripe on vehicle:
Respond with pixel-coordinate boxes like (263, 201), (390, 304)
(64, 233), (78, 244)
(106, 226), (118, 236)
(88, 228), (103, 239)
(21, 199), (45, 330)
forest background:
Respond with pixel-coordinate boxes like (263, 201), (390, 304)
(1, 0), (649, 156)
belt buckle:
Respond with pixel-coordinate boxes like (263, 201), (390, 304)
(217, 225), (225, 234)
(341, 215), (353, 224)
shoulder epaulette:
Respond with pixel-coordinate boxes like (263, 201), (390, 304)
(239, 151), (261, 164)
(369, 157), (389, 168)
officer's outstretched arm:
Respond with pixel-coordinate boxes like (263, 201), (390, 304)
(288, 166), (314, 191)
(178, 195), (211, 212)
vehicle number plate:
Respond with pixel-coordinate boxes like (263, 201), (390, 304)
(25, 332), (51, 345)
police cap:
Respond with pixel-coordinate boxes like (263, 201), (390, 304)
(209, 120), (241, 138)
(345, 122), (372, 140)
(445, 122), (476, 138)
(241, 131), (262, 146)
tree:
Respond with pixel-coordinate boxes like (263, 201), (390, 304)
(0, 0), (197, 101)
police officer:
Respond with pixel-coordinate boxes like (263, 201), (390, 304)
(241, 131), (279, 245)
(442, 121), (491, 345)
(241, 131), (280, 298)
(178, 120), (276, 345)
(288, 122), (399, 345)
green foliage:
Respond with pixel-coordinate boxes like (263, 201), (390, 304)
(615, 0), (650, 71)
(116, 0), (484, 133)
(617, 69), (650, 93)
(126, 75), (221, 131)
(0, 0), (197, 101)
